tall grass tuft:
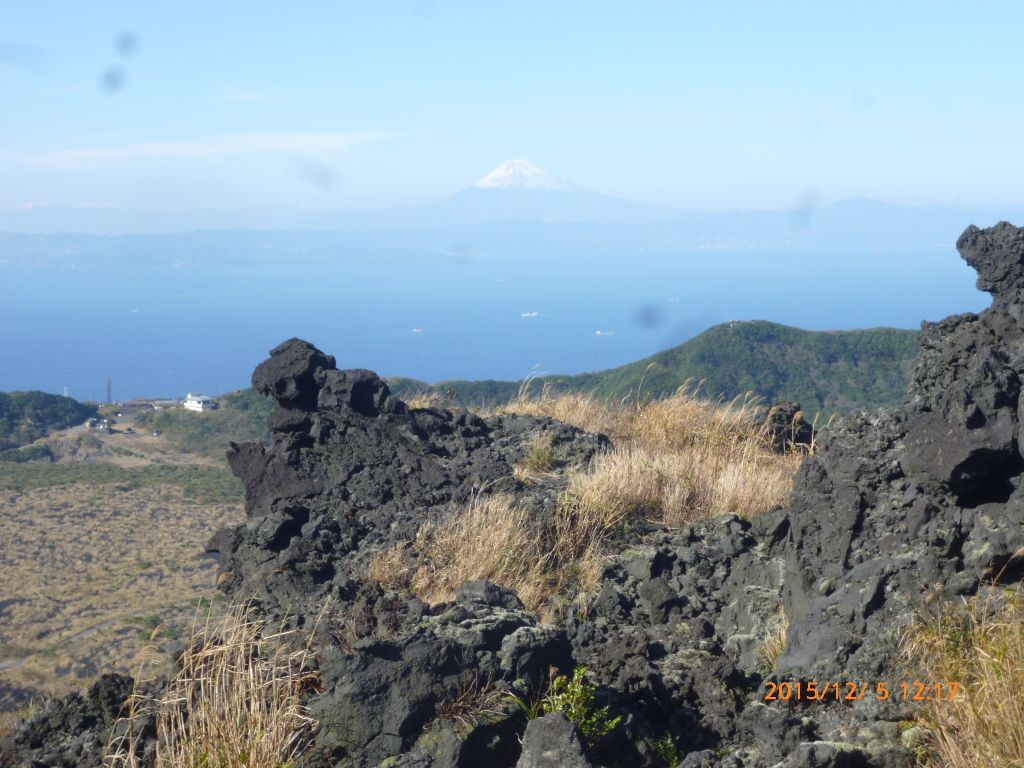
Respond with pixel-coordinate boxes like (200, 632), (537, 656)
(756, 606), (789, 674)
(901, 584), (1024, 768)
(513, 385), (802, 528)
(372, 386), (803, 614)
(371, 493), (555, 612)
(404, 390), (453, 410)
(105, 600), (319, 768)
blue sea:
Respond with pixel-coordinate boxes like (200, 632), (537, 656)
(0, 248), (989, 402)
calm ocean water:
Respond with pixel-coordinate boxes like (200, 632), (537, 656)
(0, 249), (988, 402)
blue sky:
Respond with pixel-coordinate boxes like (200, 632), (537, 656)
(3, 1), (1024, 212)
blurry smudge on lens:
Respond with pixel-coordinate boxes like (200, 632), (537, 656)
(102, 67), (125, 92)
(788, 187), (821, 232)
(294, 160), (338, 191)
(115, 33), (137, 57)
(634, 304), (664, 328)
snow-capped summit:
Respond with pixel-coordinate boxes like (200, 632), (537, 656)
(473, 159), (571, 191)
(400, 159), (680, 225)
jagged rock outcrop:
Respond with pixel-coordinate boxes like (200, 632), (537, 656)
(7, 222), (1024, 768)
(219, 338), (608, 619)
(778, 222), (1024, 691)
(215, 340), (611, 766)
(1, 674), (137, 768)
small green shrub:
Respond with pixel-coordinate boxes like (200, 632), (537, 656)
(541, 667), (621, 745)
(651, 732), (681, 766)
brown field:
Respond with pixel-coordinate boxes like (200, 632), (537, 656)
(0, 470), (242, 711)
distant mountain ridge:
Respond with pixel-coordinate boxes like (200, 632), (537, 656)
(10, 157), (1020, 239)
(4, 200), (1024, 267)
(388, 320), (921, 416)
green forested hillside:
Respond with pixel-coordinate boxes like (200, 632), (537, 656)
(388, 321), (920, 417)
(0, 391), (97, 450)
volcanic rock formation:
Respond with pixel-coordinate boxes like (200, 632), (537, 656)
(6, 222), (1024, 768)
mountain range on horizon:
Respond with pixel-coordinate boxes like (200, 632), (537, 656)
(0, 159), (681, 234)
(4, 158), (1024, 239)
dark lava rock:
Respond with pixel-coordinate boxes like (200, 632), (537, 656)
(778, 223), (1024, 689)
(308, 592), (570, 766)
(677, 751), (747, 768)
(3, 674), (137, 768)
(515, 713), (592, 768)
(565, 513), (791, 762)
(211, 338), (604, 765)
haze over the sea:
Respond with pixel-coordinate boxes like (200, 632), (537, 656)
(2, 2), (1021, 399)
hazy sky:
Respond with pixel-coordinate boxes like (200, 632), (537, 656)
(3, 1), (1024, 212)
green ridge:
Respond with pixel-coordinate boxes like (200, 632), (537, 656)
(387, 320), (920, 417)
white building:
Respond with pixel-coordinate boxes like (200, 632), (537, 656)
(183, 393), (219, 412)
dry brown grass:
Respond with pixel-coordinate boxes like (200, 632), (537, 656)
(756, 606), (789, 674)
(370, 494), (555, 612)
(0, 704), (32, 742)
(373, 387), (803, 614)
(404, 390), (453, 410)
(434, 671), (505, 732)
(105, 601), (319, 768)
(0, 484), (241, 707)
(519, 385), (801, 528)
(902, 585), (1024, 768)
(505, 381), (631, 438)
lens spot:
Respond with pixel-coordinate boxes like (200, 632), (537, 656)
(634, 305), (664, 328)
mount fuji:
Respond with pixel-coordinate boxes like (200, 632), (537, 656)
(0, 160), (682, 234)
(413, 159), (682, 225)
(472, 159), (572, 191)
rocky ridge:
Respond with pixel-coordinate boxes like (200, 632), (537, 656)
(5, 222), (1024, 767)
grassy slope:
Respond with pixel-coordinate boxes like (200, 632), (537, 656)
(388, 321), (920, 416)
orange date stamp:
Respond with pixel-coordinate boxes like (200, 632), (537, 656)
(764, 680), (960, 703)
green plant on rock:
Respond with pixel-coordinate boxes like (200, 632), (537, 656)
(541, 666), (622, 745)
(651, 732), (680, 765)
